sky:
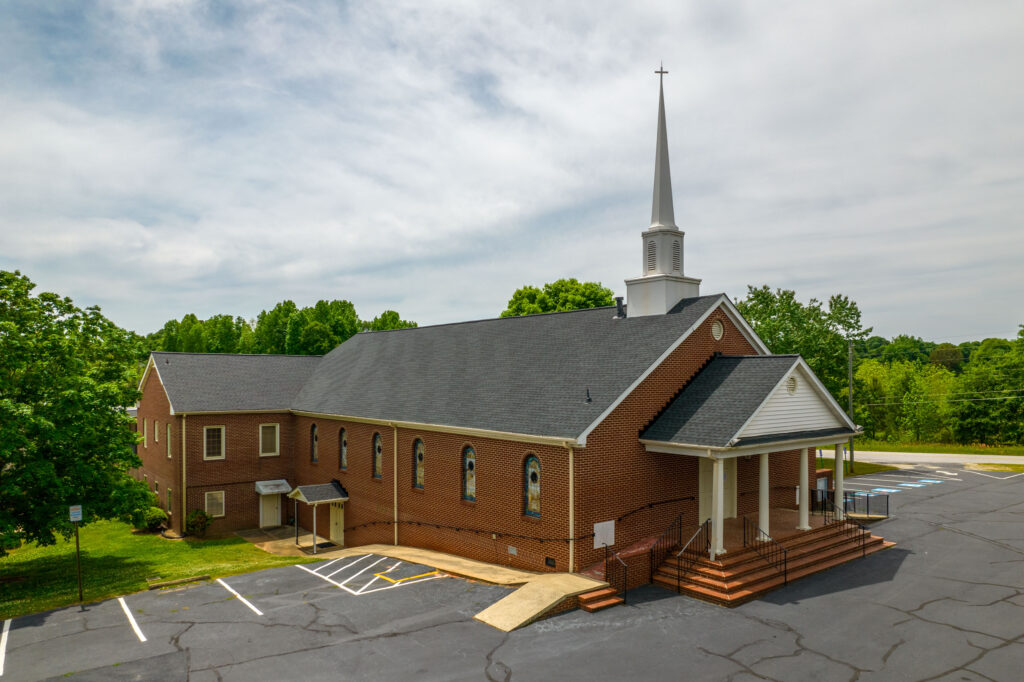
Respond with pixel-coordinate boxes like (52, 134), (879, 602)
(1, 1), (1022, 343)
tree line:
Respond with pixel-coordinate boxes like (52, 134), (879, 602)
(146, 301), (416, 356)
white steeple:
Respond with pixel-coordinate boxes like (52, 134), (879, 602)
(624, 65), (701, 317)
(650, 67), (676, 231)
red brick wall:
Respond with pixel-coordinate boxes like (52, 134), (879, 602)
(574, 308), (762, 571)
(184, 412), (296, 534)
(135, 365), (183, 534)
(292, 418), (572, 572)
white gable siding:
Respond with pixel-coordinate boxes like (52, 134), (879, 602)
(740, 368), (845, 438)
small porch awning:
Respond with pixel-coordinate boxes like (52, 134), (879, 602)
(640, 355), (860, 457)
(255, 479), (292, 495)
(287, 480), (349, 505)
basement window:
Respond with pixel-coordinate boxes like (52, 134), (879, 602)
(205, 491), (225, 518)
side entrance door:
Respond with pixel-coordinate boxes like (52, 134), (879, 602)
(329, 502), (344, 546)
(260, 493), (281, 528)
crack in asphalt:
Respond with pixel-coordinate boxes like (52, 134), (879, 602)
(484, 632), (511, 682)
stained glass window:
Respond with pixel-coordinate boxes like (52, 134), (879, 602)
(373, 433), (383, 478)
(525, 455), (540, 517)
(310, 424), (318, 463)
(462, 446), (476, 501)
(413, 439), (424, 489)
(339, 428), (347, 470)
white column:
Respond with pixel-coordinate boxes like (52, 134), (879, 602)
(834, 444), (845, 521)
(758, 453), (771, 538)
(712, 457), (726, 559)
(798, 447), (811, 530)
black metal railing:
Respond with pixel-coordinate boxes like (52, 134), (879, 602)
(822, 497), (871, 557)
(843, 491), (889, 519)
(604, 545), (630, 605)
(673, 518), (711, 593)
(649, 513), (685, 581)
(742, 516), (788, 585)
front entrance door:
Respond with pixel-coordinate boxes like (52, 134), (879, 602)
(260, 493), (281, 528)
(329, 502), (344, 546)
(699, 458), (738, 522)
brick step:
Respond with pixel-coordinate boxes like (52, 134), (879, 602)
(658, 534), (885, 594)
(663, 530), (881, 583)
(653, 539), (893, 606)
(580, 596), (625, 613)
(701, 522), (863, 569)
(577, 587), (620, 605)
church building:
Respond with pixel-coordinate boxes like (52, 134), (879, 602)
(134, 73), (886, 603)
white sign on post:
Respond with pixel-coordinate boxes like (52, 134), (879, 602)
(594, 520), (615, 549)
(69, 505), (82, 523)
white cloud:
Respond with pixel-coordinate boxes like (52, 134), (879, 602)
(0, 0), (1022, 342)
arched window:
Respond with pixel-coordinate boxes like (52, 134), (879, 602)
(524, 455), (540, 517)
(339, 428), (347, 470)
(372, 433), (383, 479)
(413, 439), (424, 489)
(310, 424), (318, 463)
(462, 446), (476, 501)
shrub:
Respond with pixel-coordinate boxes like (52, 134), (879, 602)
(143, 507), (168, 531)
(185, 509), (213, 537)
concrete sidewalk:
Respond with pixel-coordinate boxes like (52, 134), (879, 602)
(851, 450), (1024, 466)
(236, 530), (606, 631)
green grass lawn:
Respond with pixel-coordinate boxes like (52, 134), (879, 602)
(813, 457), (898, 476)
(0, 521), (316, 619)
(966, 462), (1024, 473)
(851, 439), (1024, 456)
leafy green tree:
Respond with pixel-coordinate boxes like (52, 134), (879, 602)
(366, 310), (418, 331)
(253, 300), (297, 354)
(929, 343), (963, 372)
(735, 286), (871, 400)
(880, 335), (934, 364)
(501, 279), (615, 317)
(0, 271), (152, 553)
(950, 333), (1024, 444)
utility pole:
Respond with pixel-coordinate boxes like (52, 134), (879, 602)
(848, 340), (855, 474)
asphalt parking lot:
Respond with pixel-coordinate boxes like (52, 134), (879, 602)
(2, 464), (1022, 681)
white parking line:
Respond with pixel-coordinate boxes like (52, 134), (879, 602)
(964, 470), (1024, 480)
(117, 597), (147, 642)
(312, 557), (345, 573)
(0, 618), (11, 677)
(325, 555), (372, 579)
(216, 578), (264, 616)
(356, 562), (400, 595)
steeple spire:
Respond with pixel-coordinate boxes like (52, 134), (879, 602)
(650, 64), (677, 230)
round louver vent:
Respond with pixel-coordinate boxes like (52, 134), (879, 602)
(711, 319), (724, 340)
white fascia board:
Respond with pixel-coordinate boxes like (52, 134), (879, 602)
(794, 357), (858, 430)
(138, 355), (176, 415)
(575, 295), (730, 446)
(718, 296), (771, 355)
(641, 430), (858, 459)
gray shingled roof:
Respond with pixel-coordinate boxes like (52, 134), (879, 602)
(288, 480), (349, 504)
(292, 294), (724, 440)
(642, 355), (828, 447)
(152, 352), (322, 413)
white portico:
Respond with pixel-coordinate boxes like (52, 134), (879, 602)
(641, 355), (860, 559)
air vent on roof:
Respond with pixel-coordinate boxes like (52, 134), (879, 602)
(647, 241), (656, 272)
(711, 319), (724, 341)
(787, 376), (798, 394)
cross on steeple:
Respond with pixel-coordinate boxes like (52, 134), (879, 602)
(655, 63), (668, 86)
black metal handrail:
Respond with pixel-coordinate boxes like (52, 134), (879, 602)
(603, 545), (630, 605)
(673, 518), (711, 593)
(742, 516), (788, 585)
(818, 496), (871, 557)
(649, 513), (685, 581)
(843, 491), (889, 519)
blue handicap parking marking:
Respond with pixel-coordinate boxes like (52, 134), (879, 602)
(918, 479), (944, 484)
(872, 488), (899, 493)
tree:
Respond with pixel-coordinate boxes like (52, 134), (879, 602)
(0, 271), (151, 553)
(929, 343), (963, 372)
(366, 310), (418, 331)
(500, 279), (615, 317)
(735, 286), (871, 400)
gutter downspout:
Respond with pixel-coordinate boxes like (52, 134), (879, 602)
(566, 444), (575, 573)
(181, 415), (187, 536)
(392, 423), (399, 546)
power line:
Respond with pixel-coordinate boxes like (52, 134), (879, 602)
(862, 395), (1024, 407)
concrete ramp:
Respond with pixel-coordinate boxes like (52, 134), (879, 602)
(473, 573), (607, 632)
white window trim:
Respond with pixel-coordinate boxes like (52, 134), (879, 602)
(205, 490), (226, 518)
(166, 423), (172, 459)
(203, 425), (227, 461)
(143, 419), (148, 448)
(259, 423), (280, 457)
(155, 420), (159, 443)
(167, 488), (172, 516)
